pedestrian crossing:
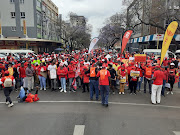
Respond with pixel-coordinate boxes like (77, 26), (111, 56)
(73, 125), (85, 135)
(173, 131), (180, 135)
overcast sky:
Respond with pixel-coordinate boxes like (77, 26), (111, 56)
(51, 0), (125, 38)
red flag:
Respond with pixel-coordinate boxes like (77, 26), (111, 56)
(175, 74), (179, 83)
(75, 63), (80, 78)
(121, 30), (133, 54)
(72, 78), (77, 90)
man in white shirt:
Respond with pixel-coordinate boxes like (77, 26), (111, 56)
(48, 61), (57, 91)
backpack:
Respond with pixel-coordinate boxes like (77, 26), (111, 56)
(4, 77), (13, 87)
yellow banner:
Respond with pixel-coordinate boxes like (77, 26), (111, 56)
(121, 59), (129, 66)
(23, 20), (26, 35)
(160, 21), (178, 65)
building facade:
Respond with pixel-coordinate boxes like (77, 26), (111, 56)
(0, 0), (61, 53)
(126, 0), (180, 52)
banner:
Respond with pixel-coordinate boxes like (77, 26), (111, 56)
(121, 59), (129, 67)
(134, 54), (146, 62)
(160, 21), (178, 65)
(121, 30), (133, 54)
(88, 37), (99, 53)
(130, 71), (140, 77)
(23, 20), (27, 35)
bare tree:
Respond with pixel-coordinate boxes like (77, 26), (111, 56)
(57, 12), (92, 51)
(98, 13), (126, 48)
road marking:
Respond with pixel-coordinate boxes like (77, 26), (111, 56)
(73, 125), (85, 135)
(0, 101), (180, 109)
(173, 131), (180, 135)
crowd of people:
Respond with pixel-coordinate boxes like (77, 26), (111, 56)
(0, 50), (179, 107)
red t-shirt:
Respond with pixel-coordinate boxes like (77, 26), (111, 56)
(97, 69), (110, 85)
(153, 70), (164, 85)
(19, 67), (26, 78)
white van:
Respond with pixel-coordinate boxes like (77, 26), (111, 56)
(175, 50), (180, 58)
(0, 49), (36, 57)
(143, 49), (176, 59)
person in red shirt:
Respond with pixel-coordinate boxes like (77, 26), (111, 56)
(57, 63), (68, 93)
(96, 64), (111, 107)
(38, 63), (47, 91)
(151, 66), (164, 104)
(163, 58), (168, 67)
(141, 63), (152, 94)
(129, 66), (139, 95)
(19, 63), (26, 86)
(136, 64), (143, 92)
(0, 71), (15, 107)
(68, 61), (76, 92)
(167, 63), (176, 95)
(161, 67), (168, 96)
(117, 64), (128, 94)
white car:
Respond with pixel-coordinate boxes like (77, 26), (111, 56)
(143, 49), (176, 59)
(0, 53), (7, 60)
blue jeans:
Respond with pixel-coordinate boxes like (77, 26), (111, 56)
(38, 76), (46, 89)
(162, 80), (166, 95)
(89, 80), (99, 100)
(61, 78), (66, 91)
(178, 76), (180, 88)
(69, 78), (74, 91)
(100, 85), (109, 105)
(20, 78), (24, 86)
(137, 77), (143, 90)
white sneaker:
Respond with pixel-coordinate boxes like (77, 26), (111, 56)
(40, 87), (43, 90)
(60, 89), (64, 92)
(119, 92), (121, 95)
(8, 103), (14, 107)
(122, 92), (125, 95)
(167, 92), (170, 95)
(44, 88), (46, 91)
(64, 90), (67, 93)
(5, 101), (9, 105)
(171, 91), (173, 95)
(59, 87), (62, 90)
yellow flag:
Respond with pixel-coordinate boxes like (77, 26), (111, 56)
(160, 21), (178, 65)
(23, 20), (26, 35)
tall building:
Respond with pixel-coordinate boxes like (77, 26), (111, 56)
(0, 0), (61, 53)
(70, 15), (86, 27)
(126, 0), (180, 52)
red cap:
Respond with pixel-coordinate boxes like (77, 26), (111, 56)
(4, 71), (9, 74)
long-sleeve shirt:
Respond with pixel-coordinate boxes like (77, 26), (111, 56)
(25, 67), (35, 77)
(19, 67), (26, 78)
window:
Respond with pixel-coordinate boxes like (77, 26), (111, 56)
(20, 0), (24, 4)
(10, 0), (14, 4)
(21, 26), (24, 31)
(42, 5), (46, 11)
(20, 12), (25, 18)
(36, 0), (41, 7)
(37, 12), (41, 25)
(11, 12), (15, 18)
(11, 27), (16, 31)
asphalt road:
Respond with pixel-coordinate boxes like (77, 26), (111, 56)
(0, 84), (180, 135)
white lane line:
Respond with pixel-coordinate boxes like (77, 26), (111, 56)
(38, 101), (180, 109)
(0, 101), (180, 109)
(73, 125), (85, 135)
(173, 131), (180, 135)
